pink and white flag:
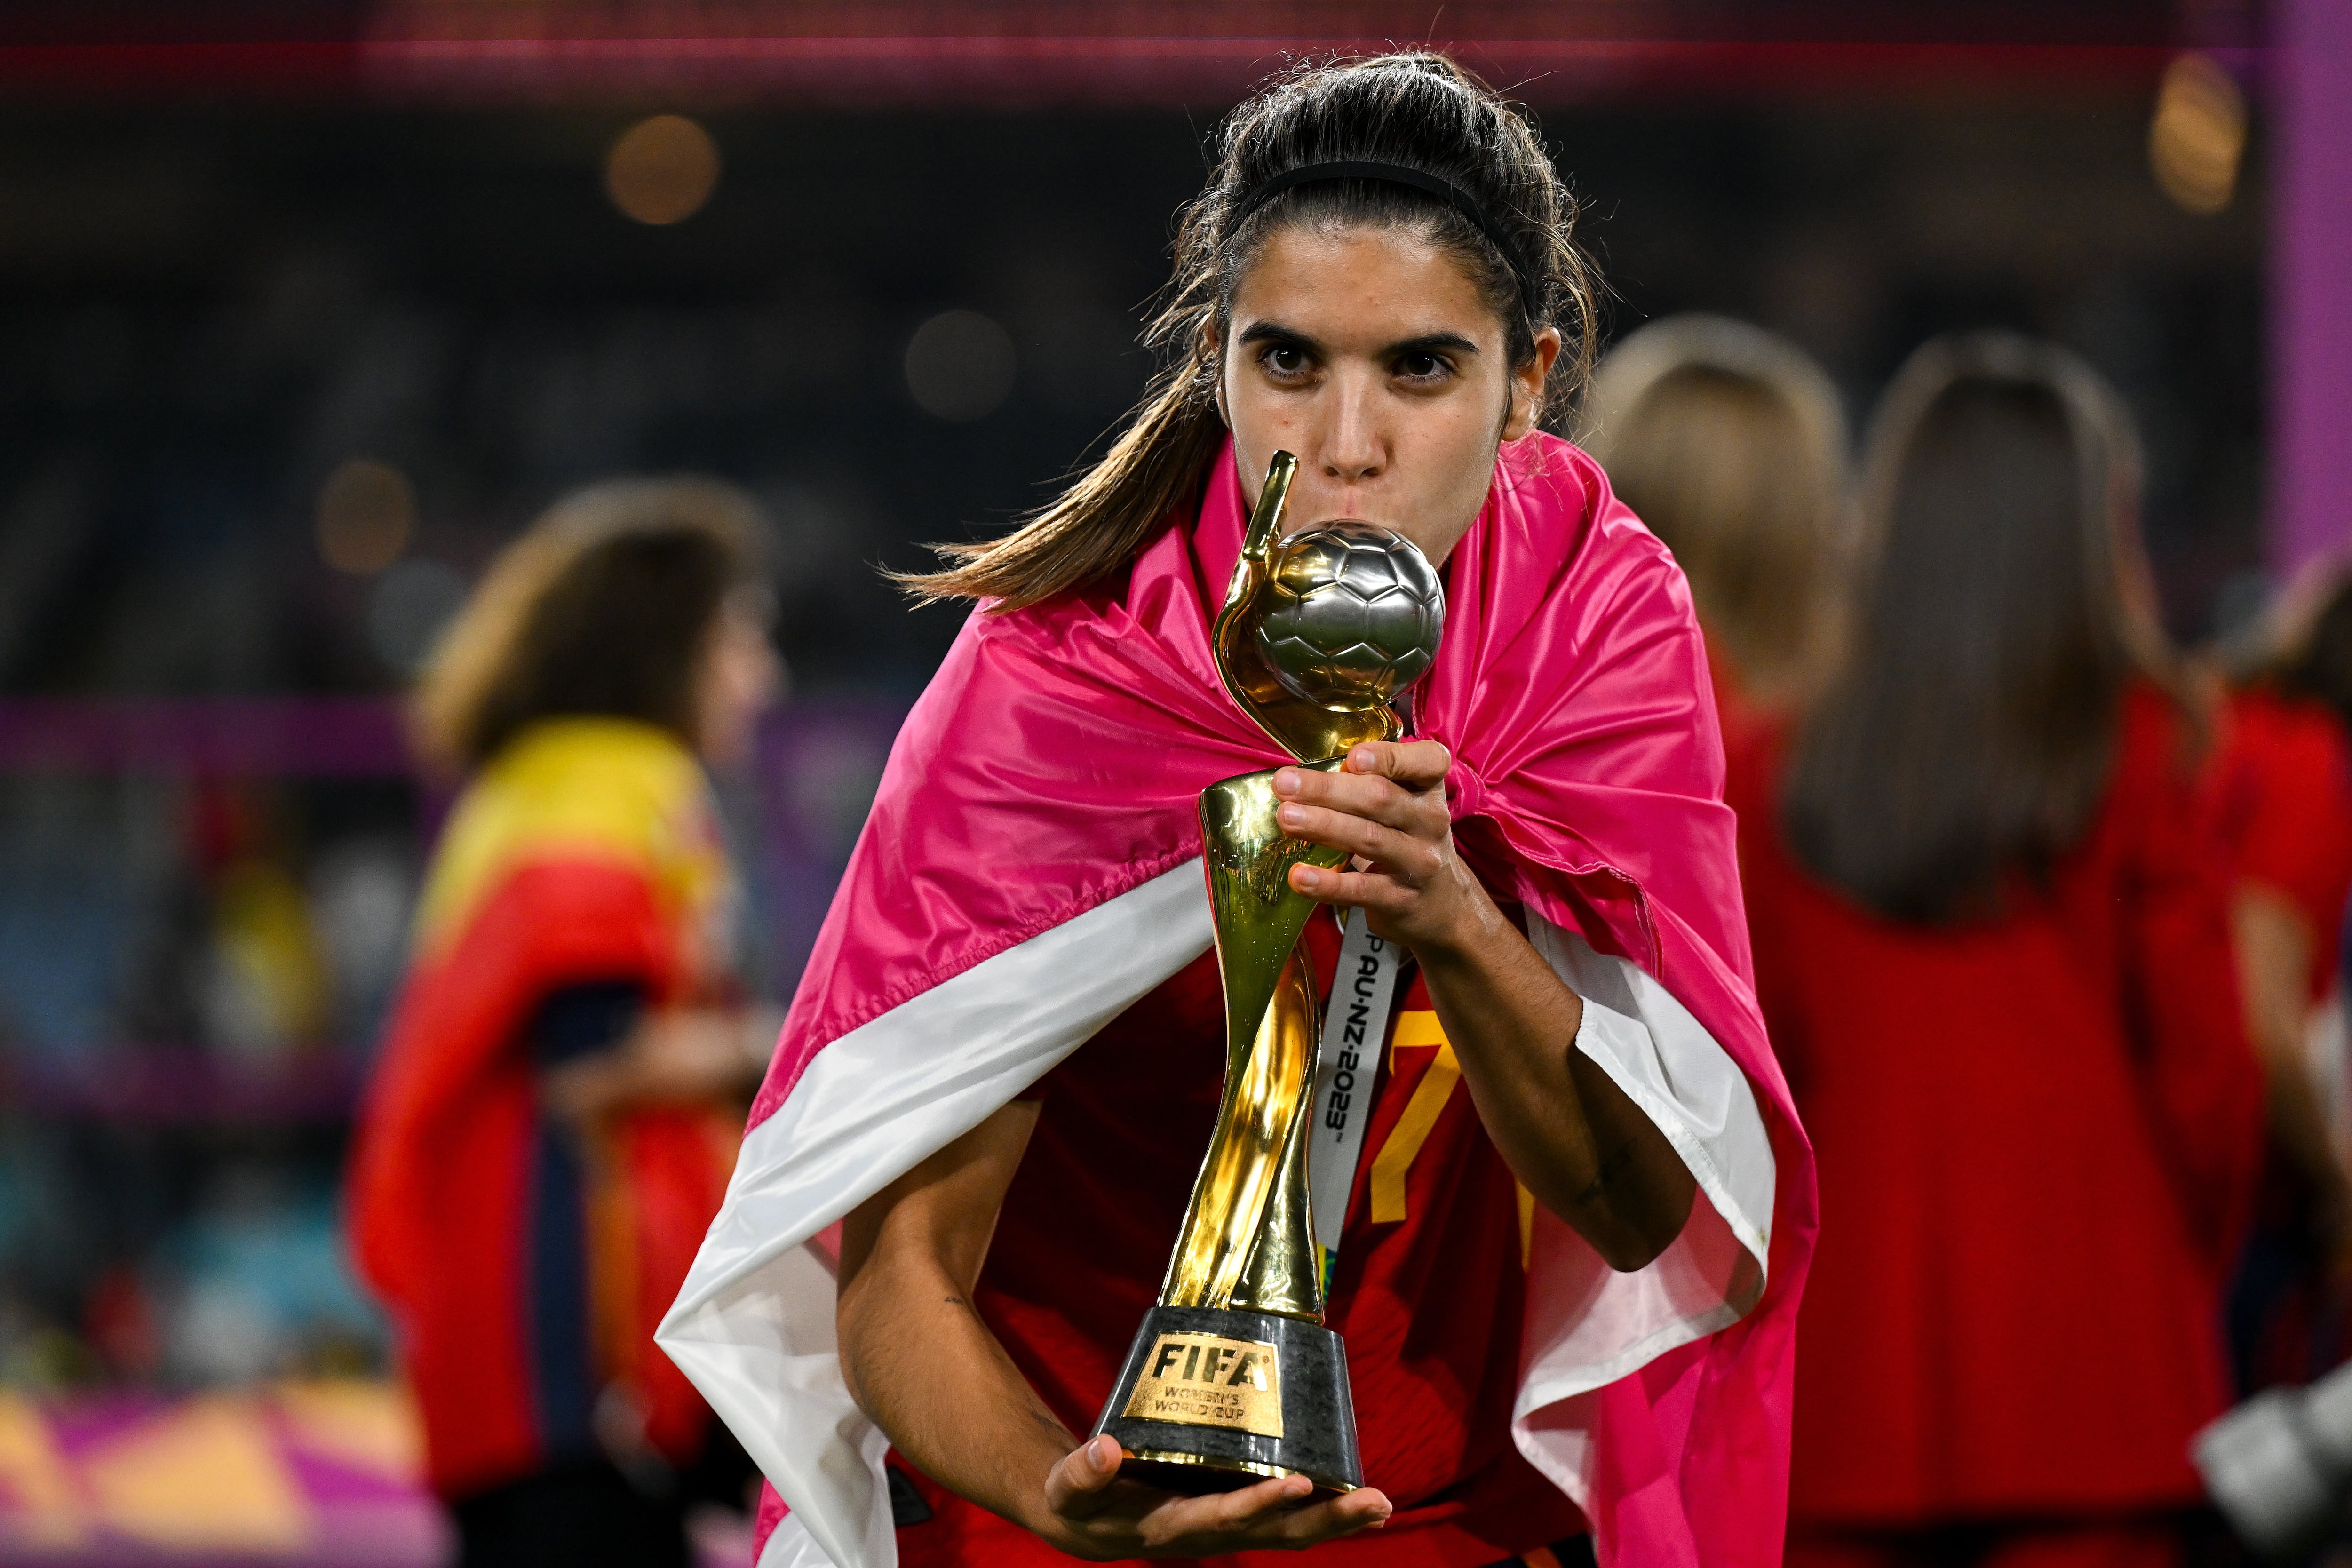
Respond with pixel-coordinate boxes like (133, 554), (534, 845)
(659, 434), (1817, 1568)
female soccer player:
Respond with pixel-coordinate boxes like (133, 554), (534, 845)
(1737, 336), (2262, 1568)
(662, 55), (1812, 1568)
(351, 480), (780, 1567)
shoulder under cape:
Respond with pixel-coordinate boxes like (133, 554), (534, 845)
(660, 434), (1816, 1568)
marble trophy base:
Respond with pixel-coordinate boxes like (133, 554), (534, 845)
(1092, 1305), (1362, 1496)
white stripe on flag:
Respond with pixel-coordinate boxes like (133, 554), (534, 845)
(658, 859), (1213, 1568)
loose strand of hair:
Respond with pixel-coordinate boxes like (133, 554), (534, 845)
(889, 347), (1224, 610)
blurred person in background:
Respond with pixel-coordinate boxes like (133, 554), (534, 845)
(1581, 314), (1851, 752)
(1730, 334), (2263, 1568)
(348, 479), (781, 1568)
(2215, 569), (2352, 1392)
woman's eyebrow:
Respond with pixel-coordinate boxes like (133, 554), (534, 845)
(1235, 319), (1317, 350)
(1385, 331), (1482, 357)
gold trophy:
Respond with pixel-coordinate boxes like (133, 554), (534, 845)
(1091, 453), (1445, 1495)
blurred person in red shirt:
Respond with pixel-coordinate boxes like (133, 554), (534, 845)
(2214, 573), (2352, 1390)
(349, 479), (781, 1568)
(1582, 314), (1851, 757)
(1729, 334), (2264, 1568)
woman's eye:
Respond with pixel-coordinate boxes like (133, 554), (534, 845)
(1395, 351), (1450, 382)
(1261, 345), (1312, 380)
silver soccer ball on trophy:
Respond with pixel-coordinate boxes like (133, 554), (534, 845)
(1254, 522), (1445, 712)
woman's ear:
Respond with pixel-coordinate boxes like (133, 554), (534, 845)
(1502, 326), (1564, 441)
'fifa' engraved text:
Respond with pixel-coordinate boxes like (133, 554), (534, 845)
(1121, 1331), (1285, 1437)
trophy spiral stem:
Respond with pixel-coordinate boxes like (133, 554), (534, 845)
(1161, 764), (1347, 1320)
(1162, 946), (1321, 1315)
(1096, 763), (1364, 1497)
(1091, 448), (1410, 1492)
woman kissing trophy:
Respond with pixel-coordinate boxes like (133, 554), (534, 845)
(1093, 451), (1443, 1496)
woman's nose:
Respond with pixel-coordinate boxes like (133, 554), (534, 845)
(1317, 372), (1386, 484)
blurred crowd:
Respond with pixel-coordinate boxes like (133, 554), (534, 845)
(1588, 314), (2352, 1564)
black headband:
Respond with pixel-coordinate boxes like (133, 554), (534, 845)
(1226, 160), (1528, 302)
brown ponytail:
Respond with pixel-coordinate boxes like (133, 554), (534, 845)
(898, 52), (1600, 611)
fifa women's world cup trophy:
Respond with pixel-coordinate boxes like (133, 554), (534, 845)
(1091, 453), (1445, 1495)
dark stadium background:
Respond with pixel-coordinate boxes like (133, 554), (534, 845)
(0, 4), (2295, 1561)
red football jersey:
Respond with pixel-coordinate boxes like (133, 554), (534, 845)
(1734, 686), (2261, 1523)
(894, 906), (1586, 1568)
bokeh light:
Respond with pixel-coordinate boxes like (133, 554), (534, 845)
(604, 114), (721, 226)
(903, 309), (1017, 422)
(2150, 53), (2246, 216)
(314, 458), (415, 575)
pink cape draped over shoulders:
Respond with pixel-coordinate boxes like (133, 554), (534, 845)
(735, 432), (1815, 1567)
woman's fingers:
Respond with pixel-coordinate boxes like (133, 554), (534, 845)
(1274, 765), (1415, 829)
(1152, 1474), (1313, 1539)
(1193, 1484), (1393, 1549)
(1139, 1478), (1391, 1553)
(1043, 1434), (1124, 1521)
(1274, 772), (1447, 843)
(1259, 1487), (1394, 1544)
(1271, 740), (1455, 929)
(1345, 738), (1452, 788)
(1288, 861), (1414, 910)
(1275, 800), (1431, 874)
(1272, 752), (1450, 848)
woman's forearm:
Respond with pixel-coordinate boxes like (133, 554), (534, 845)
(834, 1102), (1073, 1539)
(1268, 741), (1696, 1271)
(541, 1005), (767, 1123)
(1412, 861), (1696, 1270)
(2233, 889), (2348, 1200)
(834, 1103), (1396, 1559)
(837, 1236), (1075, 1531)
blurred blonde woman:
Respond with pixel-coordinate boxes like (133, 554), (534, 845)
(1583, 314), (1850, 748)
(349, 478), (780, 1568)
